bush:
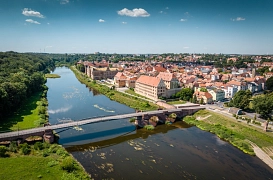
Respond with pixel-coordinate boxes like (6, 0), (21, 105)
(56, 149), (69, 157)
(129, 118), (136, 122)
(61, 157), (77, 172)
(42, 150), (50, 157)
(144, 125), (155, 130)
(0, 146), (7, 157)
(61, 173), (80, 180)
(34, 142), (44, 150)
(48, 144), (59, 153)
(19, 143), (31, 155)
(9, 141), (18, 153)
(47, 160), (59, 167)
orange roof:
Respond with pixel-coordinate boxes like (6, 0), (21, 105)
(136, 75), (162, 87)
(154, 66), (167, 72)
(157, 72), (176, 81)
(227, 80), (242, 86)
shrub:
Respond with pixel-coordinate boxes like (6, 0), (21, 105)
(165, 120), (172, 125)
(42, 150), (50, 157)
(129, 118), (136, 122)
(61, 157), (77, 172)
(56, 149), (69, 157)
(48, 144), (59, 153)
(19, 143), (31, 155)
(9, 141), (18, 153)
(34, 142), (44, 150)
(144, 125), (155, 130)
(61, 173), (80, 180)
(0, 146), (7, 157)
(47, 160), (59, 167)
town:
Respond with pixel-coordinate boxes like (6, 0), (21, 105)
(76, 53), (273, 120)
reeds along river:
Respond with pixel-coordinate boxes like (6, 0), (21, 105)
(46, 67), (273, 180)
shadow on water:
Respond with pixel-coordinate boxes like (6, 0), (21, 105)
(65, 121), (192, 152)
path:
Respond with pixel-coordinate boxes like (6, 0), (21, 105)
(246, 140), (273, 169)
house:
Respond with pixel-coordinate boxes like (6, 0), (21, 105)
(86, 66), (118, 80)
(135, 75), (166, 100)
(126, 76), (137, 88)
(208, 89), (225, 102)
(156, 72), (179, 89)
(228, 107), (243, 115)
(193, 90), (213, 104)
(114, 72), (127, 88)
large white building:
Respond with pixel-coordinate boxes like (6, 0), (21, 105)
(135, 75), (166, 100)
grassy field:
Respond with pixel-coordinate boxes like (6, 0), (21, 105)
(0, 92), (45, 132)
(184, 110), (273, 155)
(0, 143), (89, 180)
(45, 74), (61, 78)
(125, 89), (150, 100)
(167, 100), (186, 105)
(71, 66), (159, 111)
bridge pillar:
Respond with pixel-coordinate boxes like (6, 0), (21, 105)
(43, 129), (54, 144)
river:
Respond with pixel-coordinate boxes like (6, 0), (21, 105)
(46, 67), (273, 180)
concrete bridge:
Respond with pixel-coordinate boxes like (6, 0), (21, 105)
(0, 106), (203, 144)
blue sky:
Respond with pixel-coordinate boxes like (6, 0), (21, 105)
(0, 0), (273, 54)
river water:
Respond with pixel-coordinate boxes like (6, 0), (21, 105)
(47, 67), (273, 180)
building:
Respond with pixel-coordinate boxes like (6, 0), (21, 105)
(86, 66), (118, 80)
(193, 90), (213, 104)
(208, 89), (225, 101)
(156, 72), (179, 89)
(135, 75), (166, 100)
(114, 72), (127, 88)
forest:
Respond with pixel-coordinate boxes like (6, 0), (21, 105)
(0, 52), (55, 118)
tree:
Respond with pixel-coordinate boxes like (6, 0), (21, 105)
(200, 98), (204, 104)
(174, 88), (193, 101)
(193, 94), (197, 103)
(200, 87), (208, 92)
(229, 90), (252, 110)
(266, 77), (273, 91)
(252, 94), (273, 119)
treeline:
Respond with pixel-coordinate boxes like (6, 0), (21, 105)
(0, 52), (55, 118)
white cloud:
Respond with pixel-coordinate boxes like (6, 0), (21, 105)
(183, 47), (189, 49)
(122, 21), (127, 24)
(22, 8), (44, 18)
(180, 19), (187, 22)
(99, 19), (105, 23)
(159, 11), (163, 14)
(166, 7), (169, 10)
(60, 0), (69, 4)
(117, 8), (150, 17)
(231, 17), (246, 21)
(45, 46), (53, 48)
(25, 19), (40, 24)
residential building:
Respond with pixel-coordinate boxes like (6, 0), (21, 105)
(193, 90), (213, 104)
(208, 89), (225, 101)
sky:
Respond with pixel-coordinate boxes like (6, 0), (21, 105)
(0, 0), (273, 54)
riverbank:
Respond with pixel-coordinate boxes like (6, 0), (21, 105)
(183, 110), (273, 161)
(0, 142), (90, 179)
(70, 66), (160, 111)
(0, 91), (49, 132)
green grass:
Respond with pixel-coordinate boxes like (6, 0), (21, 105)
(167, 100), (186, 105)
(0, 92), (44, 132)
(183, 110), (273, 155)
(45, 74), (61, 78)
(125, 89), (150, 100)
(71, 66), (160, 111)
(0, 143), (89, 180)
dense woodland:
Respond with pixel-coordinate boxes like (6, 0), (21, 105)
(0, 52), (55, 118)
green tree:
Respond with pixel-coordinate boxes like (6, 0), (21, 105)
(266, 76), (273, 91)
(252, 94), (273, 119)
(229, 90), (252, 110)
(200, 87), (208, 92)
(200, 98), (204, 104)
(193, 94), (197, 103)
(175, 88), (193, 101)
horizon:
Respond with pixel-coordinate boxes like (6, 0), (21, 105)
(1, 0), (273, 54)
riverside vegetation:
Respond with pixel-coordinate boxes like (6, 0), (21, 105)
(183, 110), (273, 156)
(0, 142), (90, 180)
(72, 66), (159, 111)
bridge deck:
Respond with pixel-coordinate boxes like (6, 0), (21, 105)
(0, 107), (203, 139)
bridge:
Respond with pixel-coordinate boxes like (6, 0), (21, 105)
(0, 106), (203, 143)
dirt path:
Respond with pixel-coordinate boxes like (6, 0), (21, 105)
(196, 115), (211, 120)
(246, 140), (273, 170)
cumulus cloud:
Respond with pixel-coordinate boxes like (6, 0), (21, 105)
(122, 21), (127, 24)
(180, 19), (187, 22)
(60, 0), (69, 4)
(22, 8), (44, 18)
(117, 8), (150, 17)
(99, 19), (105, 23)
(231, 17), (246, 21)
(25, 19), (40, 24)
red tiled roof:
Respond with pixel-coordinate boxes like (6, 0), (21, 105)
(156, 72), (176, 81)
(136, 75), (162, 87)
